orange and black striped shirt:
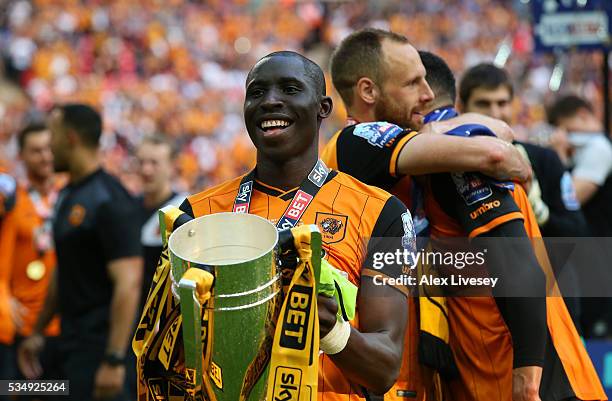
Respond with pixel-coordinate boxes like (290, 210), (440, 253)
(180, 168), (414, 401)
(322, 122), (606, 401)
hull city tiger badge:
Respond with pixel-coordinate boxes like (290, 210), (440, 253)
(68, 204), (86, 227)
(315, 212), (348, 244)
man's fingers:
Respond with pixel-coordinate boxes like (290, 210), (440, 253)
(17, 350), (42, 379)
(93, 382), (111, 399)
(317, 294), (339, 336)
(18, 336), (46, 379)
(94, 382), (120, 400)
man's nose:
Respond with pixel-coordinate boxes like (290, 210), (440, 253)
(141, 162), (154, 176)
(421, 82), (434, 102)
(261, 89), (284, 110)
(43, 149), (53, 163)
(489, 104), (502, 120)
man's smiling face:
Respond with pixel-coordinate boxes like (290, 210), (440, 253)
(244, 55), (331, 162)
(374, 40), (434, 130)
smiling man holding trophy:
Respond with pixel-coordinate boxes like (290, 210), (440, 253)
(133, 51), (414, 401)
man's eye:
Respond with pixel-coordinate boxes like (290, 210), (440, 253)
(248, 88), (264, 97)
(284, 86), (299, 94)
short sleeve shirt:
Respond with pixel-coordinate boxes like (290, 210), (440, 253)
(53, 169), (141, 346)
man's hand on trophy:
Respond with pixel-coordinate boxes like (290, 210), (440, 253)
(318, 294), (339, 337)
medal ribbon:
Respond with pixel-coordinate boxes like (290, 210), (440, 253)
(28, 185), (58, 255)
(28, 187), (58, 221)
(232, 159), (330, 230)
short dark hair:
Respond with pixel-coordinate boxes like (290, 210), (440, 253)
(330, 28), (409, 107)
(458, 63), (514, 105)
(55, 103), (102, 148)
(246, 51), (326, 97)
(18, 122), (48, 152)
(419, 50), (456, 104)
(547, 95), (594, 126)
(139, 133), (177, 160)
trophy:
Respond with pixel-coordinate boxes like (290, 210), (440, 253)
(135, 209), (322, 401)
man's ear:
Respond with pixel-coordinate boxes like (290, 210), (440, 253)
(66, 129), (79, 147)
(319, 96), (333, 119)
(355, 77), (379, 105)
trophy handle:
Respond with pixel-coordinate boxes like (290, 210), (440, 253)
(158, 206), (208, 395)
(307, 224), (322, 290)
(178, 278), (204, 394)
(278, 224), (322, 289)
(178, 268), (215, 398)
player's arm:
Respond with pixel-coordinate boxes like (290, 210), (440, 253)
(319, 281), (407, 395)
(570, 135), (612, 205)
(326, 122), (530, 189)
(404, 113), (530, 180)
(105, 257), (143, 360)
(436, 174), (546, 400)
(0, 209), (19, 329)
(95, 200), (143, 399)
(319, 197), (410, 394)
(476, 219), (547, 366)
(397, 133), (530, 182)
(475, 220), (546, 401)
(572, 179), (598, 205)
(427, 112), (516, 142)
(32, 270), (59, 336)
(17, 269), (58, 379)
(537, 149), (588, 235)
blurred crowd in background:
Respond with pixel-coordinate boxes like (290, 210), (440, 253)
(0, 0), (608, 194)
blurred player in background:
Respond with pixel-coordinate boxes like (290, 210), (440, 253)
(18, 104), (143, 401)
(135, 134), (185, 310)
(0, 123), (61, 399)
(458, 63), (588, 328)
(547, 95), (612, 237)
(458, 64), (588, 239)
(548, 95), (612, 339)
(130, 134), (185, 400)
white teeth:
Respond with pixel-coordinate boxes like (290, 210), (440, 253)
(261, 120), (290, 129)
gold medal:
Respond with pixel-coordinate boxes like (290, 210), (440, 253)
(26, 260), (46, 281)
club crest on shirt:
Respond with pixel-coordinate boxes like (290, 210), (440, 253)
(352, 122), (403, 148)
(68, 204), (86, 227)
(315, 212), (348, 244)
